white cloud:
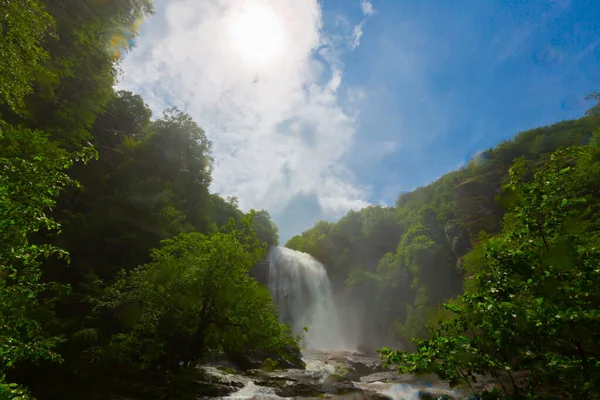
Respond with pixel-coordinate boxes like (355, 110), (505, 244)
(118, 0), (370, 229)
(361, 0), (374, 16)
(351, 1), (375, 50)
(352, 22), (364, 50)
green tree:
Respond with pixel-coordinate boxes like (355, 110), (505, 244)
(0, 0), (54, 114)
(47, 105), (213, 283)
(380, 143), (600, 399)
(85, 214), (298, 399)
(3, 0), (154, 146)
(0, 121), (95, 397)
(251, 209), (280, 248)
(584, 92), (600, 117)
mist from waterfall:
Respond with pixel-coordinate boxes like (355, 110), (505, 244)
(268, 247), (354, 351)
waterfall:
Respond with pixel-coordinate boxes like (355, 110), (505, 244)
(268, 247), (352, 351)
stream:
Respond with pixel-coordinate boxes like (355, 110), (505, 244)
(197, 349), (474, 400)
(196, 248), (477, 399)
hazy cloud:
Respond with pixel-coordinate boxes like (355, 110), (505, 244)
(361, 0), (374, 16)
(352, 22), (364, 50)
(351, 1), (375, 50)
(118, 0), (371, 240)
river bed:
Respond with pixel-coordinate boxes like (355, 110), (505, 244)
(198, 350), (474, 400)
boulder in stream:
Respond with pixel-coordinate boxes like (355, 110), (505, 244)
(226, 346), (306, 371)
(359, 371), (416, 383)
(317, 352), (387, 381)
(417, 389), (462, 400)
(196, 367), (246, 398)
(322, 373), (361, 395)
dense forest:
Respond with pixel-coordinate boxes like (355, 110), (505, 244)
(287, 102), (600, 396)
(2, 0), (600, 399)
(1, 1), (296, 399)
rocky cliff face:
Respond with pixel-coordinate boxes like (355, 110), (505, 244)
(250, 260), (270, 285)
(455, 174), (504, 240)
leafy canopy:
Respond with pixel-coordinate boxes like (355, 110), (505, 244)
(380, 142), (600, 399)
(0, 121), (96, 396)
(83, 214), (298, 398)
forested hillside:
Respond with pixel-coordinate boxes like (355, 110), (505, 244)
(1, 2), (296, 399)
(3, 1), (599, 399)
(286, 109), (600, 350)
(380, 137), (600, 399)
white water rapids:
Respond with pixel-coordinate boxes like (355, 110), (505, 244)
(204, 350), (467, 400)
(268, 247), (352, 351)
(199, 247), (470, 400)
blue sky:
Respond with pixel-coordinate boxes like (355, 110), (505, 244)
(118, 0), (600, 243)
(328, 0), (600, 205)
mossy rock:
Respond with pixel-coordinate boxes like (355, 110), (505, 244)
(216, 366), (237, 375)
(196, 382), (237, 397)
(334, 366), (352, 377)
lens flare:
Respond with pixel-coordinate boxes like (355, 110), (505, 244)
(105, 18), (144, 60)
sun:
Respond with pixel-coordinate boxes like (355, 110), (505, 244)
(226, 1), (286, 68)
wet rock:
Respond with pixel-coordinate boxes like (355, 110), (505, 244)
(418, 389), (458, 400)
(362, 394), (394, 400)
(359, 371), (416, 383)
(252, 374), (292, 387)
(259, 377), (323, 397)
(197, 350), (473, 399)
(196, 382), (240, 397)
(248, 373), (324, 397)
(322, 374), (361, 395)
(332, 365), (357, 379)
(227, 351), (263, 370)
(227, 346), (306, 371)
(253, 368), (315, 384)
(248, 368), (364, 398)
(321, 351), (389, 380)
(278, 381), (323, 397)
(360, 371), (440, 384)
(302, 392), (392, 400)
(277, 345), (307, 370)
(319, 354), (381, 380)
(336, 392), (394, 400)
(197, 365), (248, 398)
(348, 360), (377, 376)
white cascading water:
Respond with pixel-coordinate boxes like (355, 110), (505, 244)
(268, 247), (352, 351)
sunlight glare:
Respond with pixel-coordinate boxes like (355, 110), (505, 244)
(226, 1), (286, 68)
